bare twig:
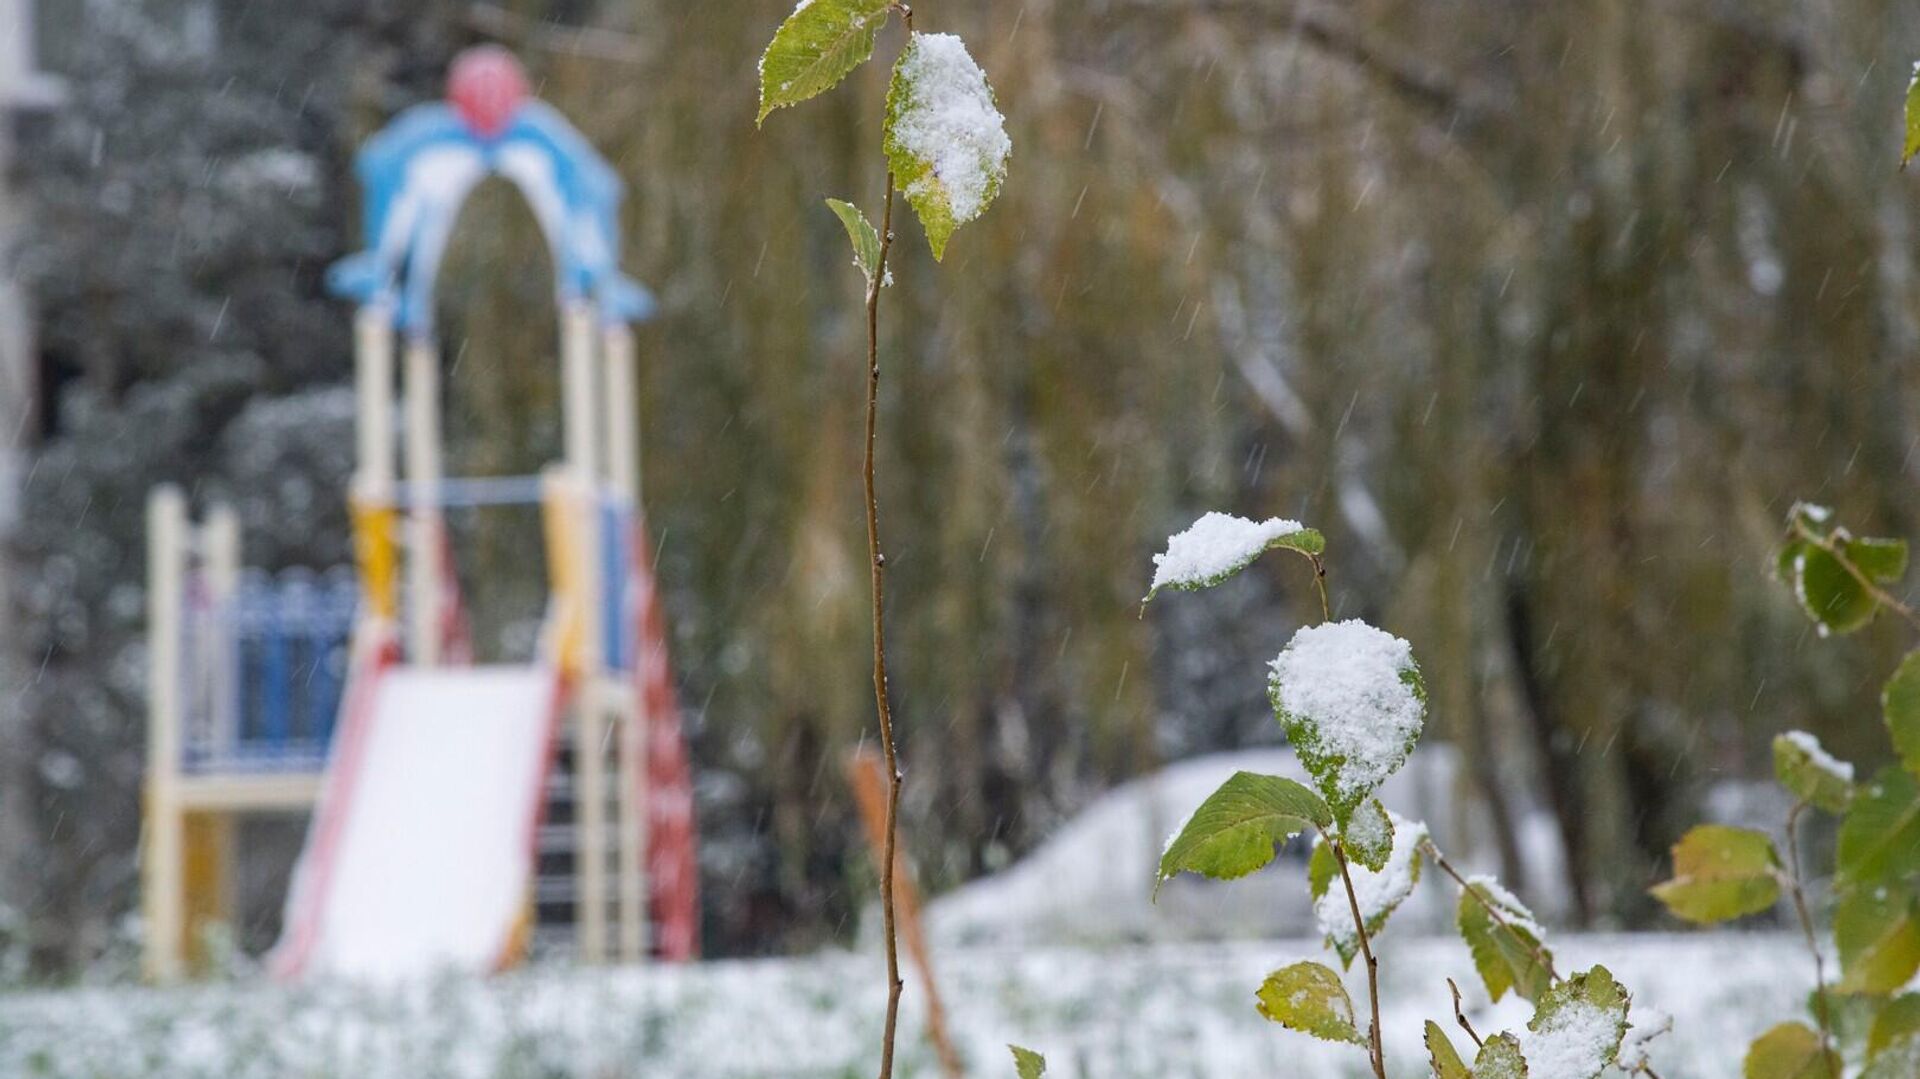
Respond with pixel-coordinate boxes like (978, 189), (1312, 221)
(1308, 553), (1331, 623)
(868, 13), (914, 1079)
(1447, 978), (1484, 1048)
(1782, 801), (1834, 1060)
(867, 167), (904, 1079)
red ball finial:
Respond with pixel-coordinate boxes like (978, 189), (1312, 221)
(448, 46), (530, 139)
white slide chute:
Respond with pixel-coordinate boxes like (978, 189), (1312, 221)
(273, 661), (564, 983)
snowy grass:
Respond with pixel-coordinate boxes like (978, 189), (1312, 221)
(0, 932), (1801, 1077)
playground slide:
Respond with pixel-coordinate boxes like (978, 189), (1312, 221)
(273, 657), (564, 983)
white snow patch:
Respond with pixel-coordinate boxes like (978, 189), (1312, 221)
(1781, 729), (1854, 783)
(888, 33), (1010, 224)
(1269, 620), (1424, 806)
(1149, 512), (1308, 596)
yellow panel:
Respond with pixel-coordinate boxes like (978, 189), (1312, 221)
(181, 811), (233, 971)
(351, 500), (399, 619)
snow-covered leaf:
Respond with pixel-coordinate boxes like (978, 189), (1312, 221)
(824, 198), (883, 288)
(1155, 771), (1329, 897)
(882, 32), (1010, 260)
(1837, 767), (1920, 887)
(1010, 1044), (1047, 1078)
(1427, 1020), (1471, 1079)
(1310, 814), (1426, 968)
(1474, 1032), (1529, 1079)
(1743, 1021), (1839, 1079)
(1883, 651), (1920, 780)
(1777, 511), (1907, 637)
(756, 0), (892, 125)
(1344, 798), (1393, 873)
(1254, 961), (1367, 1046)
(1834, 881), (1920, 994)
(1268, 620), (1427, 827)
(1517, 965), (1629, 1079)
(1458, 876), (1553, 1004)
(1649, 824), (1780, 924)
(1143, 512), (1322, 603)
(1773, 731), (1854, 814)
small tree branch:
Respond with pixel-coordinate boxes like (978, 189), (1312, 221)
(1782, 801), (1834, 1060)
(1327, 833), (1388, 1079)
(867, 169), (905, 1079)
(1448, 977), (1484, 1048)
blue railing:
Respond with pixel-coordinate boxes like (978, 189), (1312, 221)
(181, 568), (357, 774)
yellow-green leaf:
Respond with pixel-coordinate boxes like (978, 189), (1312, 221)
(1744, 1021), (1840, 1079)
(1009, 1045), (1046, 1079)
(1427, 1020), (1471, 1079)
(1254, 961), (1367, 1046)
(882, 32), (1010, 260)
(1870, 994), (1920, 1059)
(1773, 731), (1855, 814)
(756, 0), (892, 125)
(1907, 62), (1920, 168)
(1155, 771), (1330, 896)
(1457, 877), (1553, 1004)
(1650, 824), (1780, 923)
(1862, 1032), (1920, 1079)
(1835, 883), (1920, 994)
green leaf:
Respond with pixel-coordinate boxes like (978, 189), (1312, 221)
(1870, 994), (1920, 1059)
(1778, 514), (1908, 636)
(882, 32), (1011, 260)
(1009, 1045), (1047, 1079)
(1427, 1020), (1471, 1079)
(1524, 966), (1629, 1079)
(1142, 512), (1323, 604)
(1473, 1032), (1529, 1079)
(823, 198), (882, 287)
(756, 0), (892, 125)
(1885, 651), (1920, 779)
(1851, 537), (1911, 581)
(1458, 878), (1553, 1004)
(1345, 799), (1394, 873)
(1838, 767), (1920, 886)
(1906, 63), (1920, 169)
(1835, 882), (1920, 994)
(1744, 1021), (1841, 1079)
(1254, 961), (1367, 1046)
(1649, 824), (1781, 923)
(1155, 771), (1331, 896)
(1774, 732), (1855, 814)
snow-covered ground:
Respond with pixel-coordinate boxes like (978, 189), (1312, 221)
(0, 931), (1803, 1077)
